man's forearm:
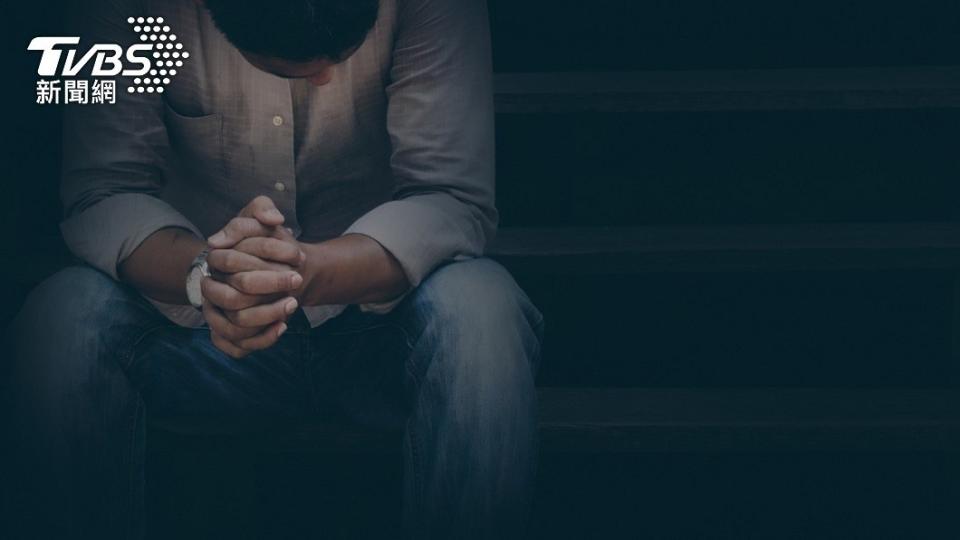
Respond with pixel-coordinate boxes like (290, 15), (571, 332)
(299, 233), (410, 306)
(119, 227), (206, 305)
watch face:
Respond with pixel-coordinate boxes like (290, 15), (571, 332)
(186, 266), (204, 308)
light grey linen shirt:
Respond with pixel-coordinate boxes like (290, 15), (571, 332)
(60, 0), (497, 327)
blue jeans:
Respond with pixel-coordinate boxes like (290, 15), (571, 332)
(8, 258), (543, 539)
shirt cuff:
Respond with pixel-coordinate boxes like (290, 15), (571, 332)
(60, 193), (203, 280)
(358, 293), (409, 315)
(343, 195), (485, 289)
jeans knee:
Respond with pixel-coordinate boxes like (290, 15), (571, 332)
(17, 266), (120, 331)
(406, 259), (542, 410)
(12, 266), (157, 387)
(412, 259), (542, 345)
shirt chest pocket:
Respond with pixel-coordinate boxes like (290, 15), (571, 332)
(163, 102), (226, 185)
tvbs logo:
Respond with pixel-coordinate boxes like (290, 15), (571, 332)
(28, 16), (189, 104)
(29, 37), (153, 77)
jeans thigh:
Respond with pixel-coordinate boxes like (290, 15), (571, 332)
(308, 307), (414, 430)
(127, 319), (315, 422)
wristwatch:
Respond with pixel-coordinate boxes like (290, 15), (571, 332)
(185, 249), (211, 309)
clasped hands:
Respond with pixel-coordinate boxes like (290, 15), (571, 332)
(201, 196), (308, 358)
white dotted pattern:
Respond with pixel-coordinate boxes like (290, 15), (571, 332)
(126, 16), (185, 95)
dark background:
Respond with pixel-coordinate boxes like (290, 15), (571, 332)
(4, 1), (960, 538)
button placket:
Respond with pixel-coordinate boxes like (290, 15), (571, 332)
(264, 85), (299, 236)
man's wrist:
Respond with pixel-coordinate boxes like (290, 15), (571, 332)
(294, 234), (409, 307)
(118, 227), (209, 305)
(296, 241), (327, 306)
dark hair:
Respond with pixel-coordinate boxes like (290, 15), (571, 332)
(204, 0), (380, 62)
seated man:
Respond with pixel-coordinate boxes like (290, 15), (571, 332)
(9, 0), (543, 538)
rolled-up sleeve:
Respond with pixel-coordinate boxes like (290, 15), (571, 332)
(60, 0), (200, 280)
(344, 0), (498, 289)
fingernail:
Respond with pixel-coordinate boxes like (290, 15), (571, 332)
(299, 250), (306, 264)
(267, 209), (283, 221)
(286, 227), (295, 236)
(284, 298), (298, 315)
(277, 323), (288, 337)
(208, 231), (226, 245)
(290, 273), (303, 288)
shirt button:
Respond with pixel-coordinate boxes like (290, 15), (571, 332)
(272, 115), (284, 127)
(274, 181), (286, 192)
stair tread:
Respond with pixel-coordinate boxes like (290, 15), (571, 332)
(540, 387), (960, 425)
(489, 222), (960, 272)
(13, 222), (960, 283)
(151, 387), (960, 453)
(494, 66), (960, 112)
